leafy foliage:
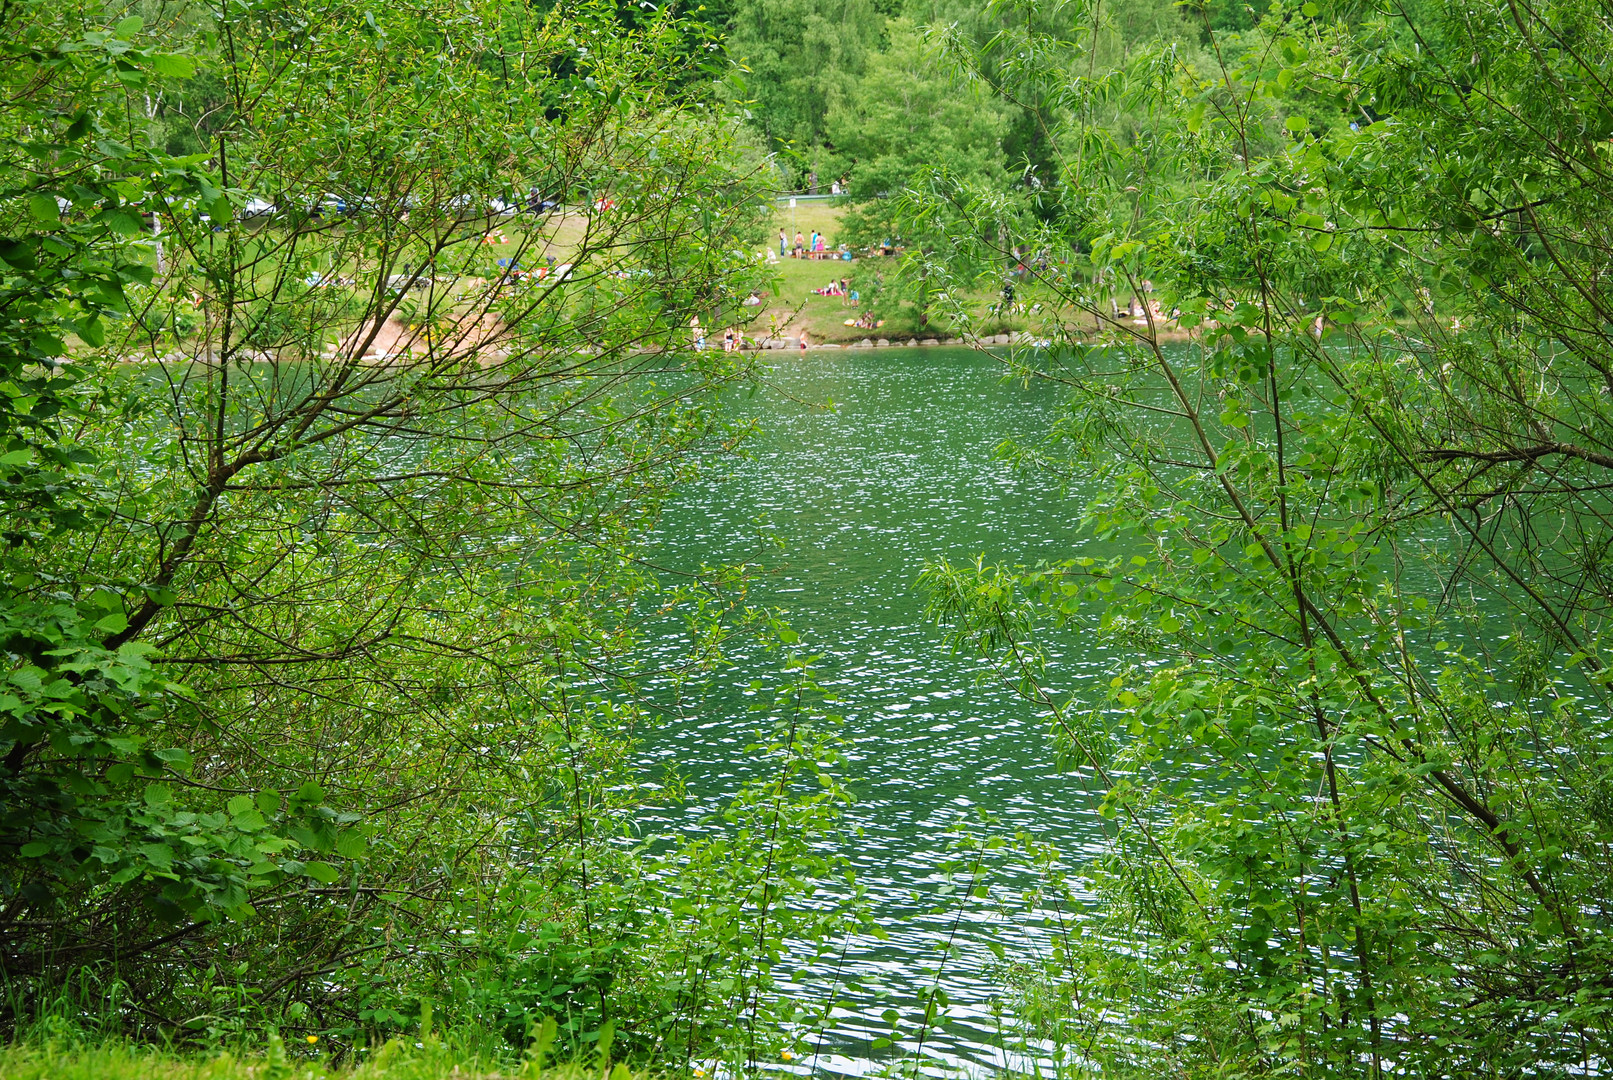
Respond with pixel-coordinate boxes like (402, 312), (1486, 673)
(0, 0), (849, 1063)
(903, 0), (1613, 1071)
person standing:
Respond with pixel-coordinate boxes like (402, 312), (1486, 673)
(779, 229), (787, 257)
(794, 231), (804, 258)
(690, 315), (704, 351)
(809, 230), (818, 258)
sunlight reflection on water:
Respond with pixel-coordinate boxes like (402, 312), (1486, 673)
(639, 347), (1119, 1076)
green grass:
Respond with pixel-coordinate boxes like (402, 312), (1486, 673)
(744, 202), (924, 343)
(747, 201), (1063, 345)
(767, 201), (846, 249)
(234, 200), (1129, 350)
(0, 1037), (648, 1079)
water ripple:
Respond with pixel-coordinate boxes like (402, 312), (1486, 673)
(640, 348), (1117, 1075)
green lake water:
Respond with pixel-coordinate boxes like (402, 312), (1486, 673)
(643, 346), (1121, 1076)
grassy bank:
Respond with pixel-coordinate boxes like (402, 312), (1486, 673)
(753, 201), (1121, 346)
(0, 1038), (635, 1080)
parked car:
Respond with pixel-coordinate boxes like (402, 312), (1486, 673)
(308, 193), (348, 218)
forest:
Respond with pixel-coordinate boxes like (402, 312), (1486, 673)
(2, 0), (1612, 1075)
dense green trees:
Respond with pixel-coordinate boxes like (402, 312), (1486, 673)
(828, 18), (1007, 240)
(0, 0), (851, 1061)
(724, 0), (1194, 196)
(14, 0), (1613, 1070)
(726, 0), (886, 168)
(903, 0), (1613, 1070)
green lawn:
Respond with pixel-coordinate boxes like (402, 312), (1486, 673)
(743, 200), (1077, 345)
(0, 1039), (648, 1080)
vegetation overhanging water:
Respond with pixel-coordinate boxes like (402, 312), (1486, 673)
(642, 346), (1103, 1076)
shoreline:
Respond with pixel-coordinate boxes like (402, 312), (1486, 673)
(748, 326), (1199, 351)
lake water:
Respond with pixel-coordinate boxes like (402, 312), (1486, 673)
(642, 346), (1123, 1076)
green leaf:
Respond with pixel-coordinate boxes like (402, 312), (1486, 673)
(105, 210), (143, 236)
(93, 612), (128, 635)
(0, 239), (36, 269)
(27, 195), (60, 224)
(256, 789), (282, 815)
(20, 841), (50, 857)
(148, 53), (196, 78)
(143, 586), (177, 607)
(1301, 1), (1319, 13)
(304, 861), (340, 884)
(227, 794), (254, 817)
(1284, 115), (1309, 133)
(114, 15), (144, 36)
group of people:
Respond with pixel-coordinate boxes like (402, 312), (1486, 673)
(689, 315), (747, 353)
(781, 229), (847, 260)
(812, 277), (858, 303)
